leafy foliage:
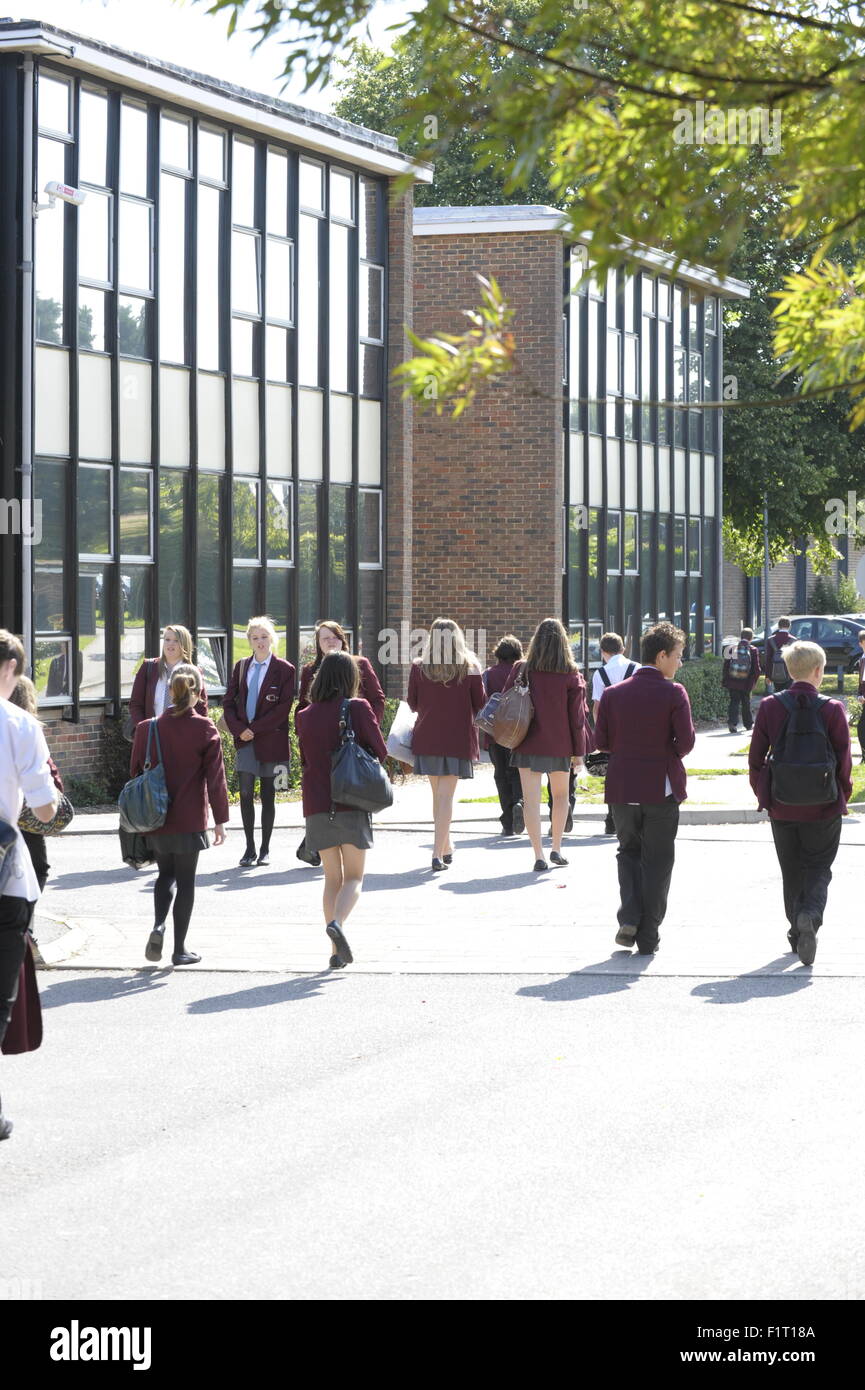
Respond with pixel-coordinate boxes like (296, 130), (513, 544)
(392, 274), (516, 416)
(809, 571), (863, 614)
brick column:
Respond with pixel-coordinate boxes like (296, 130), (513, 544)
(384, 185), (414, 698)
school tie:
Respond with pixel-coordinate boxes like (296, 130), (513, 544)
(246, 661), (263, 723)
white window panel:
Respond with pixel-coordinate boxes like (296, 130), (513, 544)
(606, 438), (621, 508)
(197, 372), (225, 471)
(588, 434), (603, 505)
(35, 347), (69, 455)
(641, 445), (655, 511)
(265, 383), (292, 479)
(569, 432), (582, 503)
(674, 447), (687, 512)
(689, 451), (702, 514)
(624, 441), (639, 510)
(159, 365), (189, 467)
(232, 379), (260, 474)
(78, 353), (112, 459)
(658, 446), (671, 512)
(704, 455), (716, 516)
(358, 398), (381, 485)
(298, 388), (323, 480)
(330, 394), (353, 483)
(119, 361), (151, 463)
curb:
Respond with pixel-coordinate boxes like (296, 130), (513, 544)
(32, 914), (89, 968)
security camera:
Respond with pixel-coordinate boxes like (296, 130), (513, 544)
(44, 180), (86, 207)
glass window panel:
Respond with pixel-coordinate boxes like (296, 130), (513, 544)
(330, 394), (353, 483)
(199, 128), (226, 184)
(624, 334), (638, 396)
(298, 389), (323, 480)
(78, 565), (106, 699)
(624, 512), (638, 571)
(673, 516), (686, 573)
(689, 297), (700, 338)
(78, 287), (106, 352)
(298, 482), (320, 627)
(35, 347), (69, 454)
(35, 568), (66, 635)
(641, 514), (654, 618)
(266, 148), (288, 235)
(118, 200), (152, 293)
(119, 468), (152, 557)
(38, 75), (70, 134)
(299, 159), (324, 213)
(118, 295), (150, 358)
(232, 379), (260, 473)
(641, 274), (656, 316)
(120, 104), (149, 197)
(161, 114), (191, 172)
(159, 173), (186, 361)
(159, 365), (190, 467)
(329, 486), (350, 626)
(158, 471), (186, 625)
(120, 565), (149, 696)
(606, 329), (621, 395)
(358, 176), (383, 261)
(266, 325), (289, 383)
(265, 383), (292, 477)
(232, 568), (259, 644)
(34, 459), (66, 566)
(658, 278), (671, 318)
(78, 465), (112, 558)
(587, 507), (601, 619)
(78, 354), (112, 459)
(360, 263), (383, 342)
(359, 490), (381, 567)
(265, 480), (292, 564)
(197, 183), (221, 370)
(689, 410), (703, 450)
(623, 273), (635, 332)
(607, 510), (621, 573)
(197, 372), (225, 471)
(196, 635), (227, 688)
(689, 351), (702, 403)
(36, 137), (66, 343)
(673, 347), (686, 402)
(119, 360), (151, 463)
(232, 317), (255, 376)
(358, 399), (381, 484)
(704, 337), (716, 398)
(357, 568), (381, 667)
(656, 516), (669, 615)
(79, 90), (108, 186)
(330, 168), (354, 222)
(232, 230), (260, 315)
(674, 286), (684, 344)
(705, 296), (718, 334)
(359, 344), (383, 398)
(688, 517), (701, 573)
(298, 215), (320, 386)
(232, 139), (257, 227)
(606, 574), (621, 635)
(266, 570), (289, 647)
(232, 478), (259, 560)
(266, 237), (293, 323)
(606, 267), (618, 305)
(33, 635), (72, 700)
(330, 223), (350, 392)
(196, 473), (223, 629)
(79, 189), (111, 284)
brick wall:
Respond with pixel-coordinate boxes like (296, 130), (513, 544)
(41, 709), (107, 785)
(384, 185), (414, 698)
(411, 231), (563, 663)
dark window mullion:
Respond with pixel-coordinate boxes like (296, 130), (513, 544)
(68, 77), (81, 721)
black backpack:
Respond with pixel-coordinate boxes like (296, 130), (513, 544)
(768, 691), (838, 806)
(598, 662), (636, 688)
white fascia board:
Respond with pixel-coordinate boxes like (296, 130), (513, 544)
(0, 28), (77, 57)
(414, 216), (564, 236)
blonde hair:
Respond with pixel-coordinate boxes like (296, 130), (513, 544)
(246, 615), (278, 650)
(168, 662), (201, 716)
(8, 674), (38, 716)
(160, 624), (194, 678)
(525, 618), (577, 674)
(783, 640), (825, 681)
(420, 617), (469, 684)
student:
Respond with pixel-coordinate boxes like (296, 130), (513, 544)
(763, 616), (793, 692)
(594, 622), (695, 954)
(6, 676), (65, 893)
(591, 632), (638, 836)
(502, 617), (587, 873)
(481, 635), (525, 836)
(722, 626), (761, 734)
(294, 620), (385, 867)
(132, 665), (229, 966)
(407, 618), (486, 872)
(0, 630), (57, 1140)
(223, 617), (296, 868)
(748, 640), (851, 966)
(296, 651), (388, 969)
(128, 625), (208, 732)
(856, 629), (865, 764)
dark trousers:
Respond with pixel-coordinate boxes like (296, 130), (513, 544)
(21, 831), (49, 894)
(857, 706), (865, 761)
(770, 816), (842, 931)
(489, 741), (522, 831)
(611, 798), (680, 951)
(0, 896), (34, 1044)
(727, 689), (752, 731)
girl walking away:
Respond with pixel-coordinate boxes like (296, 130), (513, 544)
(223, 617), (296, 868)
(407, 618), (486, 872)
(296, 651), (388, 969)
(502, 618), (587, 872)
(128, 625), (208, 733)
(7, 676), (65, 892)
(294, 620), (385, 867)
(482, 635), (525, 836)
(131, 665), (229, 967)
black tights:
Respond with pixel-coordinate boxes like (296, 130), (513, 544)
(239, 773), (275, 855)
(153, 851), (199, 954)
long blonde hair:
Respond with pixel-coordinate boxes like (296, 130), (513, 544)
(159, 624), (194, 678)
(524, 618), (577, 674)
(420, 617), (469, 684)
(168, 662), (201, 716)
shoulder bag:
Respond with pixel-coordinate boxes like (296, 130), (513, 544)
(331, 700), (394, 815)
(18, 793), (74, 837)
(118, 719), (171, 833)
(488, 663), (534, 749)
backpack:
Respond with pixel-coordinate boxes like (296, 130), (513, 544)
(598, 662), (636, 688)
(768, 691), (838, 806)
(768, 634), (788, 684)
(728, 641), (751, 681)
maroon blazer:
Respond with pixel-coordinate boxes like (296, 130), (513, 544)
(722, 643), (761, 693)
(480, 659), (520, 751)
(594, 666), (695, 803)
(502, 663), (587, 759)
(407, 663), (486, 761)
(223, 655), (296, 763)
(129, 658), (208, 729)
(296, 696), (388, 816)
(295, 656), (385, 726)
(749, 682), (852, 821)
(762, 629), (793, 678)
(857, 652), (865, 698)
(130, 708), (230, 833)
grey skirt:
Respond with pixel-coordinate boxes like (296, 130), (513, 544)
(414, 755), (474, 778)
(305, 810), (374, 853)
(235, 743), (281, 778)
(510, 753), (572, 773)
(145, 830), (210, 855)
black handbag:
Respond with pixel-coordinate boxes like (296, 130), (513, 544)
(118, 719), (171, 833)
(119, 827), (156, 869)
(330, 699), (394, 815)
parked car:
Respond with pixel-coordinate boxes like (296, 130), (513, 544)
(752, 615), (865, 673)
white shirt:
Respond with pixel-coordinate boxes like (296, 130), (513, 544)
(591, 653), (639, 704)
(0, 699), (56, 901)
(247, 653), (272, 686)
(153, 661), (181, 718)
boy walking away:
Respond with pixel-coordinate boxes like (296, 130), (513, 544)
(722, 626), (761, 734)
(749, 640), (851, 966)
(594, 623), (695, 955)
(856, 629), (865, 764)
(591, 633), (638, 835)
(763, 616), (793, 693)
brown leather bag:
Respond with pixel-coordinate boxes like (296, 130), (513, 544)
(490, 663), (534, 749)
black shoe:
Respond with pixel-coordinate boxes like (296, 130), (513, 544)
(637, 936), (660, 955)
(239, 851), (257, 868)
(443, 851), (453, 865)
(145, 924), (165, 962)
(604, 816), (615, 836)
(550, 851), (569, 866)
(172, 951), (201, 966)
(728, 727), (738, 735)
(533, 858), (550, 873)
(257, 850), (270, 866)
(615, 924), (638, 948)
(501, 828), (516, 837)
(786, 929), (799, 954)
(326, 921), (353, 965)
(296, 839), (321, 868)
(564, 809), (574, 834)
(0, 1114), (12, 1141)
(431, 857), (448, 872)
(328, 954), (345, 970)
(796, 912), (817, 966)
(512, 802), (525, 836)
